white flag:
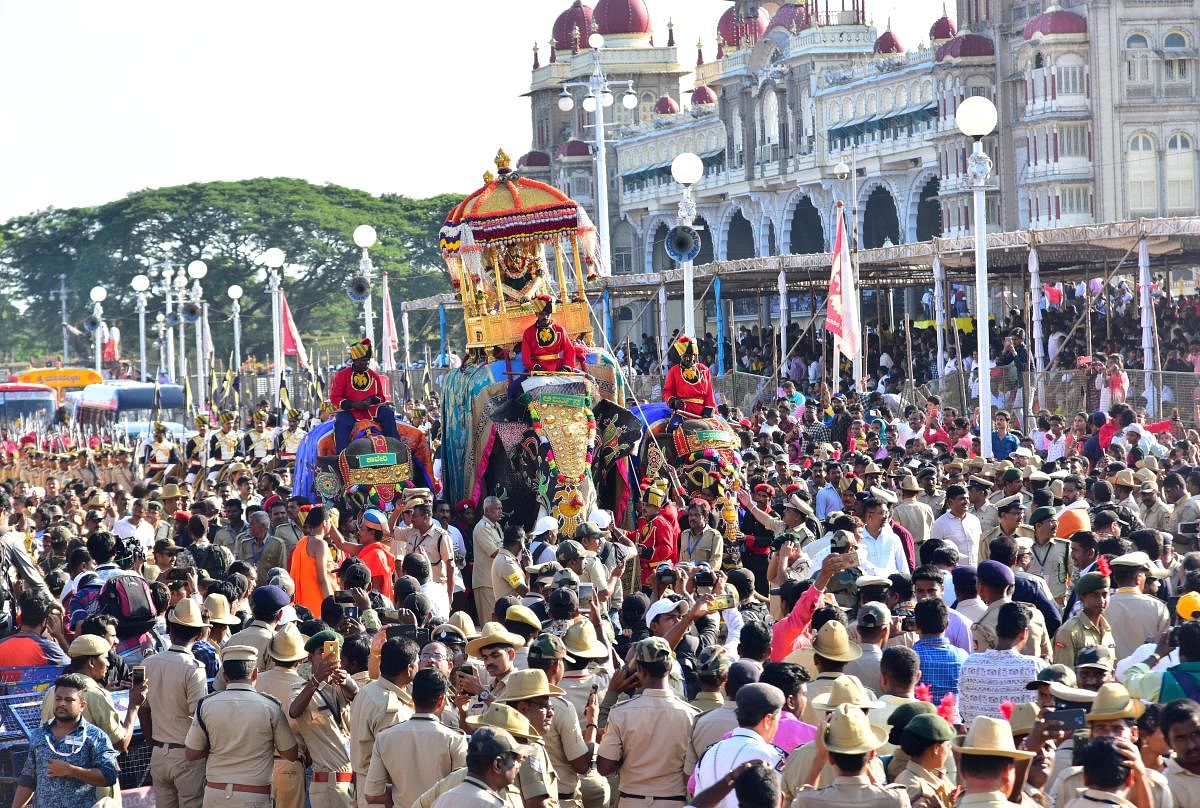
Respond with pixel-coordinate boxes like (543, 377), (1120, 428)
(379, 273), (399, 372)
(826, 201), (860, 359)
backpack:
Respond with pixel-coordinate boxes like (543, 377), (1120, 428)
(98, 573), (156, 625)
(189, 542), (229, 580)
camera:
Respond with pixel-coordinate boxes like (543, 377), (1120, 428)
(693, 565), (715, 589)
(894, 608), (917, 633)
(655, 563), (676, 586)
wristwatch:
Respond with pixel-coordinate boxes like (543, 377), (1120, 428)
(479, 688), (492, 702)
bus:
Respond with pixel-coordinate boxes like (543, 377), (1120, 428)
(16, 367), (103, 405)
(0, 382), (58, 425)
(75, 381), (186, 432)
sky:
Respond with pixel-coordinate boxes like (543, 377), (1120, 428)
(0, 0), (949, 220)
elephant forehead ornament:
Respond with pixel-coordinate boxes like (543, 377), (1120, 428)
(525, 386), (598, 538)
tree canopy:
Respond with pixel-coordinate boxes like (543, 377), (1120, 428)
(0, 178), (463, 368)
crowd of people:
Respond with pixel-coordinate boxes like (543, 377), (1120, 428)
(10, 320), (1200, 808)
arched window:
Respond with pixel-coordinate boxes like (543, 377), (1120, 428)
(1128, 133), (1159, 213)
(761, 91), (779, 146)
(1126, 34), (1149, 48)
(1165, 33), (1191, 81)
(1167, 134), (1195, 212)
(731, 106), (744, 163)
(1166, 32), (1188, 49)
(612, 221), (637, 275)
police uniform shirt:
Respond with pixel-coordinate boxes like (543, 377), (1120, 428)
(559, 669), (611, 725)
(894, 761), (955, 808)
(892, 500), (935, 545)
(800, 673), (846, 726)
(364, 713), (467, 808)
(684, 701), (738, 774)
(972, 502), (1001, 542)
(348, 676), (415, 776)
(1027, 539), (1071, 602)
(236, 533), (289, 585)
(918, 490), (945, 515)
(1053, 766), (1170, 808)
(428, 773), (514, 808)
(184, 682), (298, 786)
(693, 728), (784, 808)
(273, 522), (304, 556)
(781, 741), (888, 801)
(294, 681), (352, 775)
(143, 644), (208, 745)
(1052, 611), (1116, 667)
(582, 555), (610, 598)
(1061, 790), (1138, 808)
(689, 691), (724, 716)
(596, 687), (696, 799)
(1106, 588), (1170, 660)
(490, 548), (526, 600)
(544, 694), (590, 796)
(516, 738), (558, 807)
(472, 517), (504, 590)
(973, 597), (1051, 657)
(790, 774), (911, 808)
(679, 527), (724, 569)
(405, 526), (454, 584)
(255, 666), (306, 738)
(214, 621), (276, 689)
(1141, 500), (1174, 533)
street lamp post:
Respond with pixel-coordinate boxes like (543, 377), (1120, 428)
(558, 33), (639, 273)
(956, 95), (999, 459)
(833, 157), (863, 392)
(174, 274), (189, 391)
(161, 267), (177, 382)
(155, 313), (166, 378)
(228, 285), (243, 374)
(187, 260), (207, 411)
(89, 286), (107, 374)
(353, 226), (378, 349)
(262, 247), (286, 405)
(131, 274), (150, 381)
(670, 152), (704, 337)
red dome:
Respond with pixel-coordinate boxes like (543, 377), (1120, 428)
(517, 150), (551, 168)
(692, 85), (718, 105)
(1023, 8), (1086, 40)
(874, 29), (904, 54)
(935, 32), (995, 61)
(768, 3), (812, 35)
(654, 95), (680, 115)
(594, 0), (651, 36)
(929, 15), (956, 41)
(718, 6), (770, 49)
(553, 0), (595, 50)
(557, 139), (591, 157)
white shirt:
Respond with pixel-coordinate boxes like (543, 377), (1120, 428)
(855, 525), (907, 576)
(114, 516), (155, 553)
(693, 728), (785, 808)
(1043, 431), (1068, 462)
(956, 597), (987, 623)
(421, 580), (452, 621)
(929, 511), (982, 566)
(957, 648), (1046, 724)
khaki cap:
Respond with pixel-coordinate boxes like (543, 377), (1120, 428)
(562, 619), (609, 660)
(1111, 469), (1137, 488)
(1048, 680), (1099, 704)
(812, 621), (862, 663)
(1110, 551), (1170, 578)
(899, 475), (921, 493)
(823, 703), (889, 754)
(269, 623), (308, 663)
(160, 483), (184, 500)
(68, 634), (110, 658)
(466, 702), (541, 740)
(810, 674), (884, 711)
(168, 598), (208, 628)
(504, 604), (542, 632)
(204, 593), (240, 626)
(466, 622), (526, 657)
(222, 645), (259, 664)
(955, 715), (1035, 759)
(1009, 702), (1041, 737)
(1086, 683), (1145, 722)
(448, 611), (481, 640)
(1137, 455), (1161, 472)
(494, 669), (565, 703)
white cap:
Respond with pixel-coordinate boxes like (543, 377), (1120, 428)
(587, 510), (613, 530)
(533, 515), (560, 536)
(645, 597), (688, 627)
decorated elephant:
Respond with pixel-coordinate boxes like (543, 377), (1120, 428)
(292, 420), (435, 509)
(441, 348), (642, 535)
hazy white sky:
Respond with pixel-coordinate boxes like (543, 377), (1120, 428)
(0, 0), (949, 220)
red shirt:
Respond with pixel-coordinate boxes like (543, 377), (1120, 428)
(521, 321), (577, 372)
(662, 363), (715, 417)
(636, 513), (678, 585)
(357, 542), (395, 600)
(330, 365), (391, 417)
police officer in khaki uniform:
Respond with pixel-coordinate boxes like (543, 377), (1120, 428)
(790, 704), (909, 808)
(141, 598), (210, 808)
(679, 502), (724, 570)
(495, 669), (568, 807)
(892, 714), (956, 808)
(979, 495), (1024, 560)
(916, 467), (943, 515)
(972, 560), (1050, 657)
(365, 668), (467, 808)
(255, 625), (309, 808)
(214, 585), (289, 690)
(782, 676), (888, 800)
(1027, 508), (1071, 603)
(291, 631), (359, 808)
(597, 637), (698, 807)
(1053, 570), (1117, 667)
(473, 496), (506, 627)
(426, 726), (529, 808)
(893, 476), (935, 545)
(968, 477), (1000, 544)
(1104, 551), (1171, 660)
(349, 637), (418, 806)
(953, 716), (1037, 808)
(689, 646), (730, 715)
(184, 646), (300, 808)
(1139, 481), (1175, 533)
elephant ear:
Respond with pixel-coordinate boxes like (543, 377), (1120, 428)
(592, 399), (643, 470)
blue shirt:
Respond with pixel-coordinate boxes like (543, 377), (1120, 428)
(192, 640), (221, 679)
(914, 636), (969, 702)
(992, 432), (1019, 461)
(815, 483), (843, 520)
(19, 717), (119, 808)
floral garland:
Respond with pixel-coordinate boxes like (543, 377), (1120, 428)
(526, 398), (597, 487)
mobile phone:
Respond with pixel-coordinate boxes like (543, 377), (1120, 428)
(579, 582), (594, 608)
(334, 590), (355, 604)
(842, 549), (860, 567)
(378, 608), (402, 624)
(323, 640), (339, 661)
(709, 594), (731, 611)
(343, 605), (360, 620)
(131, 666), (146, 686)
(1045, 707), (1087, 732)
(1182, 521), (1200, 535)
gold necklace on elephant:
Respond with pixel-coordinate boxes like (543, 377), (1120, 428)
(351, 371), (371, 391)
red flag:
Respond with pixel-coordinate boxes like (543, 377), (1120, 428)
(280, 293), (311, 370)
(826, 202), (860, 357)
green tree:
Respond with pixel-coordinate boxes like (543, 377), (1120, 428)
(0, 178), (463, 372)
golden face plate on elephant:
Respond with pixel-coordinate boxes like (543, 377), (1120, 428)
(537, 403), (590, 480)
